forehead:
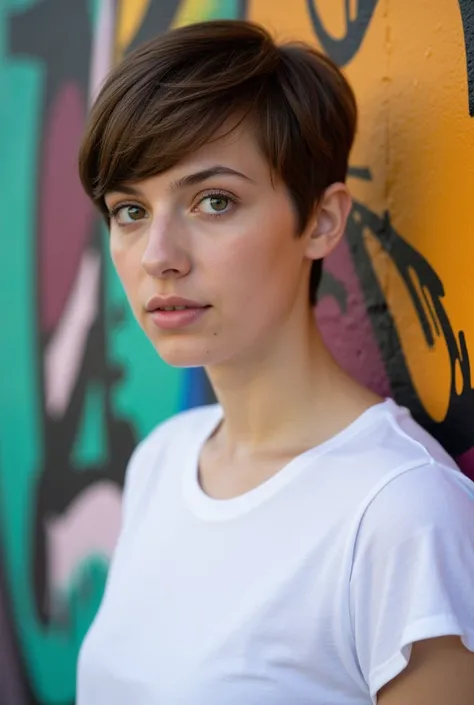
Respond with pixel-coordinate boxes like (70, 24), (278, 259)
(163, 119), (268, 181)
(106, 119), (275, 198)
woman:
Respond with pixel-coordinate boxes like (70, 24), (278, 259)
(76, 19), (474, 705)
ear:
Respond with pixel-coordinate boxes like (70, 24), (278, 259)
(303, 183), (352, 261)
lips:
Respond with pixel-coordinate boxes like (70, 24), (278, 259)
(145, 295), (209, 312)
(145, 296), (211, 331)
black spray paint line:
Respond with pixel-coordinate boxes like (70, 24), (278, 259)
(458, 0), (474, 115)
(306, 0), (379, 67)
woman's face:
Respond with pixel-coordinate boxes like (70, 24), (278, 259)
(104, 123), (320, 369)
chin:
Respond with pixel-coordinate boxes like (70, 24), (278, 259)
(152, 337), (219, 369)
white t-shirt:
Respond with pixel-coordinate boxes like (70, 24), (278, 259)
(77, 399), (474, 705)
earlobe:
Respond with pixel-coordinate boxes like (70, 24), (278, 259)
(304, 183), (352, 261)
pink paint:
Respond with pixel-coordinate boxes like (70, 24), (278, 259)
(45, 482), (122, 591)
(317, 237), (393, 397)
(88, 0), (115, 106)
(44, 251), (101, 416)
(39, 83), (95, 332)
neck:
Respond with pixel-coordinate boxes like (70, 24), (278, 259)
(205, 307), (381, 455)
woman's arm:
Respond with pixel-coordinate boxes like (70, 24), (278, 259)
(377, 636), (474, 705)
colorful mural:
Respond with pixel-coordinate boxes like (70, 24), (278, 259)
(0, 0), (472, 702)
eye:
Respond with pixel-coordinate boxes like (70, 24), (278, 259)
(196, 192), (236, 216)
(109, 203), (148, 226)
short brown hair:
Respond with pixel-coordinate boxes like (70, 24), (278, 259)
(78, 20), (357, 304)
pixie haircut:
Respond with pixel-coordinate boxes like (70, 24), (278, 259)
(78, 20), (357, 305)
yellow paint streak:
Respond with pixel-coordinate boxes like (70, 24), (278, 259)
(172, 0), (218, 28)
(348, 0), (358, 23)
(115, 0), (152, 59)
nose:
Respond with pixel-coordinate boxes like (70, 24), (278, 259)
(141, 214), (191, 279)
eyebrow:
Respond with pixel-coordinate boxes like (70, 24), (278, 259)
(107, 165), (253, 199)
(170, 165), (254, 190)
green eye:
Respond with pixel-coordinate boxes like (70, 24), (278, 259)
(209, 197), (229, 212)
(126, 206), (144, 220)
(110, 204), (147, 225)
(198, 193), (235, 216)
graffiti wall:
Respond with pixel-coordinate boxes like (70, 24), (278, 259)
(0, 0), (472, 702)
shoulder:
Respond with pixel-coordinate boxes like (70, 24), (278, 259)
(344, 398), (474, 562)
(339, 399), (460, 500)
(354, 461), (474, 555)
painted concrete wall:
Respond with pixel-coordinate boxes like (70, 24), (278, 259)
(0, 1), (472, 702)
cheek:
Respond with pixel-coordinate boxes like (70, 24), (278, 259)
(109, 239), (142, 303)
(222, 216), (301, 301)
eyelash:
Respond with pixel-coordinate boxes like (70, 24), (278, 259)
(107, 190), (238, 226)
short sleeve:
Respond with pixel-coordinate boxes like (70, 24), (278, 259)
(349, 462), (474, 701)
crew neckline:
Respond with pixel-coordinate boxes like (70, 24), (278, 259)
(182, 398), (400, 521)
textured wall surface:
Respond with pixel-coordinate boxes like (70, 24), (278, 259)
(0, 1), (472, 702)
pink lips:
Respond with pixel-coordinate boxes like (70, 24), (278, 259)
(145, 296), (210, 330)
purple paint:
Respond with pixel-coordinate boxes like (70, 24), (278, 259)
(457, 446), (474, 481)
(317, 237), (393, 398)
(39, 83), (95, 333)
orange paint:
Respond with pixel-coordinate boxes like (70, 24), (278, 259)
(249, 0), (473, 428)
